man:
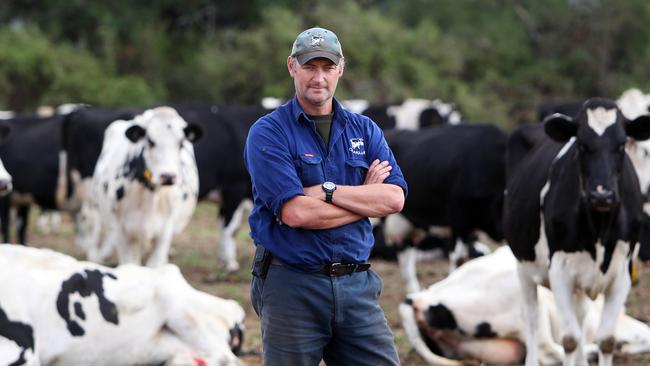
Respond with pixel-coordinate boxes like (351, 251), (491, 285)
(244, 27), (408, 365)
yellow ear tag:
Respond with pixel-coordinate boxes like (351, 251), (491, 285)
(631, 261), (640, 286)
(144, 169), (153, 183)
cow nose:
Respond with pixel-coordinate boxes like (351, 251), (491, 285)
(159, 174), (176, 186)
(590, 185), (615, 212)
(0, 179), (12, 196)
(229, 323), (244, 355)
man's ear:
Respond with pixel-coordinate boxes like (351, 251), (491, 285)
(287, 56), (295, 77)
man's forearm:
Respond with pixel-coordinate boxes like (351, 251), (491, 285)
(330, 183), (404, 217)
(280, 195), (363, 229)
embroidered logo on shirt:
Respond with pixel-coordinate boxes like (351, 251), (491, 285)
(349, 138), (365, 155)
(304, 153), (316, 157)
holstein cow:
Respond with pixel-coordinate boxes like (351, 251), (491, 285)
(0, 114), (64, 244)
(0, 244), (245, 366)
(504, 98), (650, 366)
(353, 98), (463, 131)
(536, 90), (650, 262)
(400, 246), (650, 365)
(78, 107), (202, 266)
(382, 124), (506, 293)
(62, 104), (269, 272)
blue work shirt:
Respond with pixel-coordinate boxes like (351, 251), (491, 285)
(244, 96), (408, 273)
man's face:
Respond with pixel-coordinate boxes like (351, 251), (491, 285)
(289, 57), (343, 111)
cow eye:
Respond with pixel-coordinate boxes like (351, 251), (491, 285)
(147, 137), (156, 147)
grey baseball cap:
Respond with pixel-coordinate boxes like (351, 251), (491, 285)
(291, 27), (343, 65)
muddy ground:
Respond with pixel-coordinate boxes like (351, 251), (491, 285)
(23, 202), (650, 365)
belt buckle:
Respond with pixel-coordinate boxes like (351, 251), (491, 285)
(330, 262), (342, 276)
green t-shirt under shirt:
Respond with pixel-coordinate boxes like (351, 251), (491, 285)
(309, 114), (333, 148)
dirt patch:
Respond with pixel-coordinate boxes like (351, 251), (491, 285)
(23, 203), (650, 365)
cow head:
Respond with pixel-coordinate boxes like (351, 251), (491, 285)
(544, 98), (650, 212)
(125, 107), (202, 188)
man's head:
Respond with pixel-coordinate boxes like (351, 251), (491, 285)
(288, 27), (345, 114)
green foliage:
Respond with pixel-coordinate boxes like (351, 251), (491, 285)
(2, 0), (650, 129)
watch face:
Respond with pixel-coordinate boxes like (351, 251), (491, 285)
(323, 181), (335, 191)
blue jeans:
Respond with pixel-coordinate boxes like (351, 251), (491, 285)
(251, 264), (400, 366)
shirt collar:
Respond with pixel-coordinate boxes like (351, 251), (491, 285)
(290, 96), (344, 124)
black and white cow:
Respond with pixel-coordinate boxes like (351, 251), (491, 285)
(173, 104), (269, 272)
(345, 98), (463, 131)
(78, 107), (202, 266)
(536, 90), (650, 262)
(0, 244), (245, 366)
(400, 246), (650, 365)
(504, 98), (650, 366)
(62, 104), (269, 272)
(0, 115), (64, 244)
(382, 124), (506, 293)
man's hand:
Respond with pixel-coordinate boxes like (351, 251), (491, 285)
(364, 159), (392, 185)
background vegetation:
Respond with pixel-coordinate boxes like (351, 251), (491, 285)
(1, 0), (650, 129)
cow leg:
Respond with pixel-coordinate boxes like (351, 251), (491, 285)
(16, 205), (30, 245)
(116, 231), (142, 265)
(549, 262), (586, 366)
(146, 221), (175, 267)
(397, 247), (420, 293)
(448, 238), (467, 272)
(218, 198), (251, 272)
(595, 267), (632, 366)
(518, 264), (542, 366)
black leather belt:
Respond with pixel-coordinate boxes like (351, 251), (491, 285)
(271, 258), (371, 276)
(319, 262), (371, 276)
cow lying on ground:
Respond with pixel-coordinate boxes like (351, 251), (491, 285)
(400, 246), (650, 365)
(505, 98), (650, 366)
(77, 107), (202, 266)
(0, 244), (245, 366)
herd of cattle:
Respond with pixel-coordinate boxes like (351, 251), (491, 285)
(1, 89), (650, 365)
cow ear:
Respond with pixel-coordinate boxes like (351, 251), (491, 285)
(626, 115), (650, 141)
(0, 122), (11, 144)
(184, 124), (203, 143)
(125, 125), (146, 143)
(543, 113), (576, 142)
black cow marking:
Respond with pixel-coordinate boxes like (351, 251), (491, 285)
(425, 304), (458, 330)
(474, 321), (497, 338)
(103, 182), (108, 193)
(115, 186), (125, 201)
(56, 269), (119, 336)
(74, 302), (86, 320)
(0, 305), (35, 366)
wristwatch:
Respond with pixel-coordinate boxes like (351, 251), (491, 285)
(322, 181), (336, 203)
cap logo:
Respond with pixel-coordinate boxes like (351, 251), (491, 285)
(311, 35), (324, 47)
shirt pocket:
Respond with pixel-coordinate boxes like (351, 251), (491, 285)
(295, 155), (324, 187)
(345, 158), (369, 185)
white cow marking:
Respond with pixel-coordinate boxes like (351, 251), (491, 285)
(587, 107), (617, 136)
